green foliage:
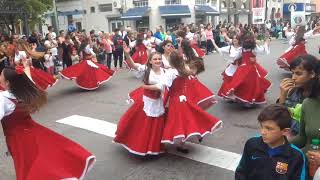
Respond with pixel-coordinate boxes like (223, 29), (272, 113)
(0, 0), (53, 33)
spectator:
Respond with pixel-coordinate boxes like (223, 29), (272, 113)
(68, 20), (77, 34)
(235, 104), (307, 180)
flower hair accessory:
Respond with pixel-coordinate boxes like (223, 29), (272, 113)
(15, 65), (24, 75)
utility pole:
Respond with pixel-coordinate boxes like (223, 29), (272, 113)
(227, 0), (231, 23)
(53, 0), (59, 33)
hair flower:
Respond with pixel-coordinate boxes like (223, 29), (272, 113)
(15, 65), (24, 75)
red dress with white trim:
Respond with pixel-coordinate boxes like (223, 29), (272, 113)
(0, 92), (95, 180)
(188, 76), (217, 110)
(59, 47), (114, 90)
(131, 44), (148, 64)
(14, 51), (57, 90)
(160, 69), (222, 144)
(114, 65), (165, 156)
(30, 67), (58, 90)
(191, 44), (205, 58)
(277, 41), (307, 70)
(219, 50), (271, 104)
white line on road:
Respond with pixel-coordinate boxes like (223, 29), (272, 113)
(56, 115), (241, 172)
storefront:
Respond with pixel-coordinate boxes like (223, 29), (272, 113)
(194, 5), (219, 25)
(158, 5), (191, 31)
(121, 6), (150, 32)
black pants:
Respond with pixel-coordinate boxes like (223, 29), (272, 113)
(106, 53), (112, 69)
(63, 57), (72, 69)
(206, 40), (214, 53)
(113, 50), (123, 68)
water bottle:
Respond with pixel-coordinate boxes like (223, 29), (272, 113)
(309, 139), (320, 177)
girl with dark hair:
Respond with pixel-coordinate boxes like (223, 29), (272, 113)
(128, 33), (149, 65)
(219, 34), (271, 107)
(278, 55), (320, 137)
(289, 55), (320, 178)
(159, 40), (175, 69)
(212, 35), (242, 98)
(59, 37), (114, 90)
(144, 51), (222, 153)
(0, 63), (95, 179)
(113, 43), (166, 156)
(277, 25), (320, 70)
(14, 40), (57, 90)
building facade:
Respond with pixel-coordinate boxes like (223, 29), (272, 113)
(282, 0), (317, 23)
(219, 0), (250, 25)
(266, 0), (283, 22)
(44, 0), (220, 34)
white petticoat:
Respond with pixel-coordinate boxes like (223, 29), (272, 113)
(142, 95), (165, 117)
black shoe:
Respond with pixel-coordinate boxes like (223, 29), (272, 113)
(176, 146), (189, 154)
(199, 137), (203, 143)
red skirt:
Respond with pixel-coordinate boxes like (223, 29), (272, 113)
(59, 60), (114, 90)
(191, 44), (205, 58)
(6, 120), (95, 180)
(277, 44), (307, 70)
(114, 100), (165, 156)
(221, 63), (271, 104)
(188, 77), (217, 110)
(30, 67), (57, 90)
(161, 97), (222, 144)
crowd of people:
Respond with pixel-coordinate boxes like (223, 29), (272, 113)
(0, 18), (320, 179)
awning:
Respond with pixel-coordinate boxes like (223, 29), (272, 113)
(57, 10), (85, 16)
(159, 5), (191, 18)
(195, 5), (219, 15)
(121, 7), (149, 20)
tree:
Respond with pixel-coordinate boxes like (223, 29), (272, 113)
(0, 0), (53, 34)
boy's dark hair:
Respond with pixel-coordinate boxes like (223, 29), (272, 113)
(257, 104), (291, 130)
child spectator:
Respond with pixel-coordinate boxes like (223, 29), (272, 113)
(70, 47), (79, 65)
(44, 49), (54, 75)
(235, 104), (307, 180)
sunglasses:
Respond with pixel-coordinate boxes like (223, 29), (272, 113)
(166, 44), (174, 48)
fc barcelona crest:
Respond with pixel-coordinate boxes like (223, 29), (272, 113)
(275, 161), (288, 174)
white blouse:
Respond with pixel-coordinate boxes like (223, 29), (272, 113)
(0, 91), (16, 120)
(135, 64), (166, 117)
(162, 54), (171, 69)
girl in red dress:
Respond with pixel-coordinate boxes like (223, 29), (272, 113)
(144, 51), (222, 153)
(219, 35), (271, 107)
(14, 41), (57, 90)
(0, 61), (95, 180)
(113, 43), (166, 156)
(179, 38), (217, 110)
(130, 33), (149, 65)
(59, 37), (114, 90)
(277, 25), (320, 71)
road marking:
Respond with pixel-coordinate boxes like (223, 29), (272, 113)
(56, 115), (241, 171)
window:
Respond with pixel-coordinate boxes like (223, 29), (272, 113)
(221, 1), (226, 8)
(99, 4), (112, 12)
(241, 3), (246, 9)
(195, 0), (206, 5)
(90, 6), (95, 13)
(232, 2), (237, 8)
(211, 0), (217, 6)
(133, 0), (148, 7)
(165, 0), (181, 5)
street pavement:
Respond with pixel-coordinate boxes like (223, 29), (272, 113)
(1, 37), (320, 180)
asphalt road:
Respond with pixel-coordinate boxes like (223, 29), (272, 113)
(1, 37), (319, 180)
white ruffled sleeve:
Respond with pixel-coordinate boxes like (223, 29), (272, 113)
(133, 64), (146, 79)
(0, 91), (16, 120)
(253, 42), (270, 55)
(155, 69), (178, 91)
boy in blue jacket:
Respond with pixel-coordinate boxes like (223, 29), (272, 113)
(235, 104), (307, 180)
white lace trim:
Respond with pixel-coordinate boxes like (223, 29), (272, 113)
(86, 60), (99, 69)
(142, 95), (165, 117)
